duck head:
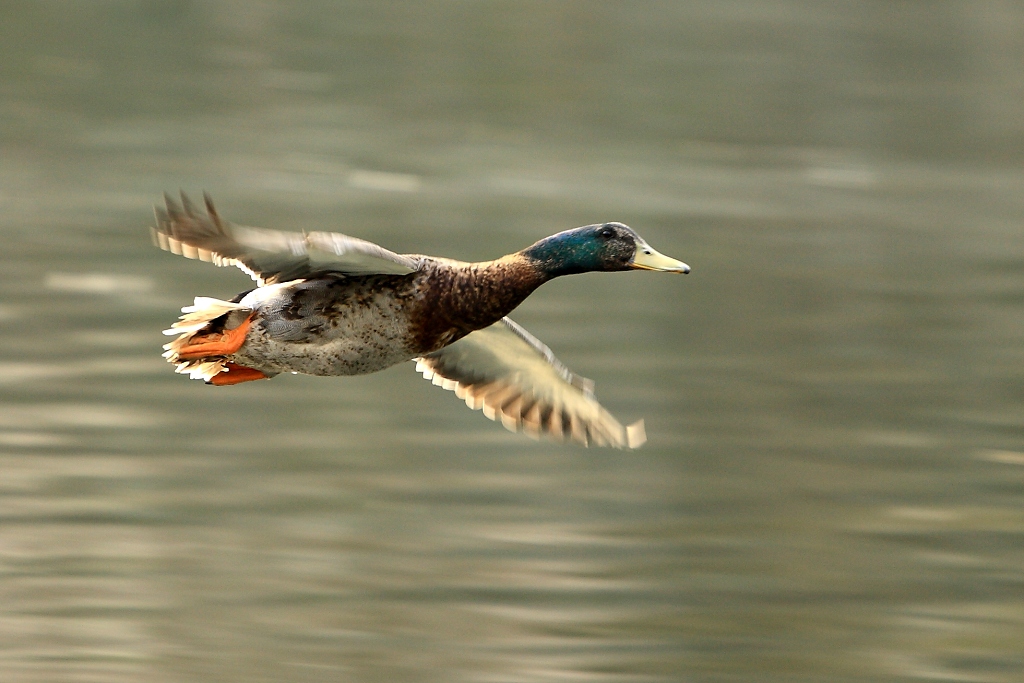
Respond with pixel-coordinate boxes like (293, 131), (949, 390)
(521, 222), (690, 278)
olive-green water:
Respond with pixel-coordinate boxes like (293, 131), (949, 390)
(2, 3), (1023, 681)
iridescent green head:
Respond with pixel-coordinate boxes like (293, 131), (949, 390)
(521, 222), (689, 278)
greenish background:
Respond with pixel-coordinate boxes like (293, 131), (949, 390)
(2, 2), (1023, 681)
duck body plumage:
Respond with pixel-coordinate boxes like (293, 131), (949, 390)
(227, 258), (545, 377)
(231, 275), (422, 376)
(153, 192), (688, 448)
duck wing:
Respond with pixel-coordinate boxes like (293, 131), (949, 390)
(415, 318), (646, 449)
(152, 192), (418, 285)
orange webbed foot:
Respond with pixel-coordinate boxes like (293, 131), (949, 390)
(177, 315), (254, 361)
(208, 362), (269, 386)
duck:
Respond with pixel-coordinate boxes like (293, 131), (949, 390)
(152, 192), (689, 449)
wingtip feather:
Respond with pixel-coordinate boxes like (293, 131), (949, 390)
(626, 420), (647, 449)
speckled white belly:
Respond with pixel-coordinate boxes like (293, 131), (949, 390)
(227, 278), (420, 376)
(231, 324), (414, 376)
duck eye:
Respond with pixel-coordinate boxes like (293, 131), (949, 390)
(598, 226), (616, 240)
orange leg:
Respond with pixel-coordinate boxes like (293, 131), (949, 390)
(209, 362), (269, 386)
(177, 316), (254, 361)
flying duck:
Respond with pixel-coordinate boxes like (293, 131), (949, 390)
(153, 193), (689, 448)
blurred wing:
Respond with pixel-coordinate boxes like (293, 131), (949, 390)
(415, 318), (646, 449)
(151, 192), (418, 285)
(304, 231), (422, 276)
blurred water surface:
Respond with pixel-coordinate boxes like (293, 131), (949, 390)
(2, 2), (1024, 682)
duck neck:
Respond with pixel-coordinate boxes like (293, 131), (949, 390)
(411, 256), (555, 354)
(440, 256), (551, 329)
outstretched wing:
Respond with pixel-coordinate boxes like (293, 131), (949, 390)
(415, 318), (646, 449)
(151, 192), (418, 285)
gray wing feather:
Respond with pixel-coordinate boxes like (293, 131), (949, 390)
(152, 192), (417, 285)
(305, 231), (421, 275)
(414, 318), (646, 449)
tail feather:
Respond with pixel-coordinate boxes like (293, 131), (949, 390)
(162, 297), (250, 336)
(162, 297), (252, 380)
(175, 359), (230, 382)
